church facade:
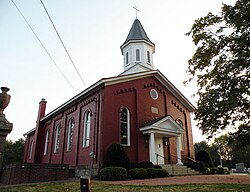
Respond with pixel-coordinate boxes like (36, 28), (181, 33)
(23, 19), (196, 171)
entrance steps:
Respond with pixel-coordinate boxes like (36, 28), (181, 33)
(159, 164), (200, 176)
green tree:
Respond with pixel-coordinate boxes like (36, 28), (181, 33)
(186, 0), (250, 147)
(2, 138), (25, 166)
(196, 150), (214, 167)
(103, 143), (130, 169)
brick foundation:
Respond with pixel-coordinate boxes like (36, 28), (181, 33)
(1, 163), (69, 185)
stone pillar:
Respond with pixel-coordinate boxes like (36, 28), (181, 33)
(149, 132), (156, 164)
(176, 135), (183, 165)
(0, 87), (13, 176)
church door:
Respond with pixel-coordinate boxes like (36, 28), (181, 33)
(154, 136), (164, 164)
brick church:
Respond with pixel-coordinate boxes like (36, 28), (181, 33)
(23, 18), (196, 173)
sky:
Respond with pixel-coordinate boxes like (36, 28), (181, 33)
(0, 0), (236, 142)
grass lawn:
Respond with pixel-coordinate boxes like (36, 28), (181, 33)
(0, 181), (249, 192)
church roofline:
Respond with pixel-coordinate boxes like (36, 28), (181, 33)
(40, 70), (196, 122)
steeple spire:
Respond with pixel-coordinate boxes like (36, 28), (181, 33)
(120, 18), (155, 75)
(133, 6), (140, 19)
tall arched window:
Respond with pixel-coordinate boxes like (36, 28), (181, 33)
(136, 49), (140, 61)
(54, 125), (61, 153)
(67, 118), (74, 151)
(176, 119), (184, 151)
(147, 51), (151, 63)
(83, 110), (91, 147)
(120, 107), (130, 146)
(44, 130), (49, 155)
(29, 140), (33, 159)
(126, 52), (129, 64)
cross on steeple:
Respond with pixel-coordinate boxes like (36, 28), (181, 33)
(133, 6), (140, 19)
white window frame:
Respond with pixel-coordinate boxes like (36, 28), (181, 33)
(29, 140), (33, 159)
(54, 125), (61, 153)
(120, 107), (130, 146)
(147, 51), (151, 63)
(44, 130), (49, 155)
(83, 110), (91, 148)
(177, 119), (185, 151)
(136, 49), (140, 61)
(67, 118), (74, 151)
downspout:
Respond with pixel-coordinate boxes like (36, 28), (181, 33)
(49, 120), (56, 164)
(184, 112), (190, 158)
(61, 113), (67, 164)
(75, 105), (82, 166)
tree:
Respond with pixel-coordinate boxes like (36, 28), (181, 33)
(103, 143), (130, 169)
(195, 150), (214, 167)
(2, 138), (25, 166)
(185, 0), (250, 147)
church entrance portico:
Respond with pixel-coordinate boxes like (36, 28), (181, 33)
(140, 116), (184, 165)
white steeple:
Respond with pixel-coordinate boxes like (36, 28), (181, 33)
(120, 19), (155, 75)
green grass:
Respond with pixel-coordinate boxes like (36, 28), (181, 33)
(0, 181), (249, 192)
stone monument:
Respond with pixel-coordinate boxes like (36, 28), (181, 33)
(0, 87), (13, 176)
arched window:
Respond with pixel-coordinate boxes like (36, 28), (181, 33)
(44, 130), (49, 155)
(120, 107), (130, 146)
(136, 49), (140, 61)
(83, 110), (91, 147)
(54, 125), (61, 153)
(126, 52), (129, 64)
(67, 118), (74, 151)
(147, 51), (151, 63)
(29, 140), (33, 159)
(176, 119), (184, 151)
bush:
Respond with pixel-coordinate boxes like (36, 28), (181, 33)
(139, 161), (154, 168)
(157, 169), (169, 177)
(203, 167), (211, 175)
(99, 166), (127, 181)
(154, 165), (162, 169)
(129, 168), (148, 179)
(196, 150), (214, 167)
(128, 162), (141, 170)
(147, 168), (158, 178)
(217, 167), (224, 174)
(210, 167), (219, 174)
(103, 143), (130, 169)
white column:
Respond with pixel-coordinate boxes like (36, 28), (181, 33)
(176, 135), (183, 165)
(149, 132), (156, 164)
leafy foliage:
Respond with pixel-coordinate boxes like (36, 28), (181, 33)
(138, 161), (154, 168)
(99, 166), (127, 181)
(128, 168), (148, 179)
(103, 143), (130, 169)
(186, 0), (250, 146)
(196, 150), (214, 167)
(3, 138), (25, 166)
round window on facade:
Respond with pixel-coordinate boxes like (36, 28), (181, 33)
(150, 89), (158, 100)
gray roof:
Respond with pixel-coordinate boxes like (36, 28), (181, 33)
(121, 19), (154, 47)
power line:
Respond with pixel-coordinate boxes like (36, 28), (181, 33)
(11, 0), (77, 93)
(40, 0), (86, 87)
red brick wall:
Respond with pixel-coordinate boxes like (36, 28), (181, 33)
(1, 163), (69, 185)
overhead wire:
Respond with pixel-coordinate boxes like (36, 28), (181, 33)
(10, 0), (77, 93)
(40, 0), (86, 87)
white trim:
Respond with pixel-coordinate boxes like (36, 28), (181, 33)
(44, 130), (49, 155)
(83, 110), (91, 148)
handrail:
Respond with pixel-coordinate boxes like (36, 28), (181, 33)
(186, 157), (198, 163)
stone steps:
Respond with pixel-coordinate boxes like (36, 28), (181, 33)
(159, 164), (200, 176)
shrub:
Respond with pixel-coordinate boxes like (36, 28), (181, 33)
(129, 168), (148, 179)
(139, 161), (154, 168)
(210, 167), (219, 174)
(203, 167), (211, 175)
(157, 169), (169, 177)
(217, 167), (224, 174)
(103, 143), (130, 169)
(128, 162), (141, 170)
(99, 166), (127, 181)
(196, 150), (214, 167)
(147, 168), (158, 178)
(154, 165), (162, 169)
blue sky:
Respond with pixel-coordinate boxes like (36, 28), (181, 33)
(0, 0), (236, 142)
